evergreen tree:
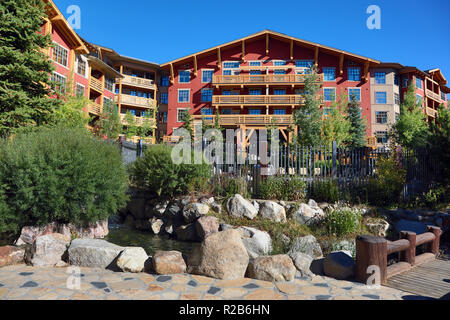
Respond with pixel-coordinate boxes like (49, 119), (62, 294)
(182, 110), (193, 137)
(293, 66), (323, 146)
(347, 93), (367, 147)
(391, 83), (430, 149)
(123, 110), (138, 139)
(0, 0), (61, 137)
(321, 93), (351, 146)
(96, 103), (122, 140)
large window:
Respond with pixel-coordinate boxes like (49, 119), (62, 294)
(177, 108), (189, 122)
(105, 77), (115, 92)
(348, 88), (361, 101)
(223, 61), (240, 76)
(394, 74), (399, 86)
(52, 43), (68, 67)
(348, 67), (360, 81)
(375, 91), (387, 104)
(323, 67), (336, 81)
(161, 76), (169, 87)
(375, 72), (386, 84)
(249, 109), (261, 115)
(295, 60), (314, 68)
(201, 88), (213, 102)
(402, 75), (409, 88)
(178, 89), (190, 103)
(274, 109), (286, 115)
(75, 83), (85, 97)
(179, 70), (190, 83)
(160, 92), (168, 104)
(75, 55), (86, 77)
(415, 77), (422, 89)
(324, 88), (336, 102)
(202, 70), (214, 83)
(416, 94), (423, 106)
(249, 89), (261, 95)
(51, 72), (66, 94)
(273, 89), (285, 95)
(376, 111), (388, 124)
(376, 131), (388, 144)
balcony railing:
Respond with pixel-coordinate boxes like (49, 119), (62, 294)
(119, 114), (156, 127)
(87, 102), (101, 115)
(366, 136), (377, 149)
(426, 107), (438, 118)
(212, 95), (305, 106)
(212, 74), (324, 86)
(90, 77), (103, 92)
(426, 89), (442, 102)
(192, 114), (293, 126)
(121, 75), (156, 90)
(116, 94), (155, 108)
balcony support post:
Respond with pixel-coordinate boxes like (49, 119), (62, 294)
(339, 53), (344, 75)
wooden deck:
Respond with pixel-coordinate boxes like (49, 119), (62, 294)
(386, 258), (450, 300)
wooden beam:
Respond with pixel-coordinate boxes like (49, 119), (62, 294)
(170, 63), (174, 84)
(242, 40), (245, 62)
(314, 47), (319, 66)
(193, 55), (198, 76)
(364, 60), (370, 82)
(339, 53), (344, 75)
(290, 40), (294, 60)
(217, 48), (221, 69)
(50, 15), (64, 23)
(266, 33), (269, 55)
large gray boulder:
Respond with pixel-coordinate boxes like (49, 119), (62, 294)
(288, 235), (323, 260)
(289, 251), (314, 278)
(117, 247), (148, 273)
(323, 251), (355, 280)
(226, 194), (258, 220)
(259, 201), (286, 223)
(292, 203), (324, 226)
(152, 251), (187, 275)
(68, 239), (124, 269)
(365, 219), (390, 237)
(28, 233), (70, 267)
(0, 246), (25, 267)
(238, 227), (272, 259)
(188, 229), (249, 280)
(182, 203), (210, 223)
(195, 216), (220, 240)
(247, 255), (296, 282)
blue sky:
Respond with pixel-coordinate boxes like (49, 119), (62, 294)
(54, 0), (450, 79)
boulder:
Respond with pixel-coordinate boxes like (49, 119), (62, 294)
(200, 197), (215, 205)
(226, 194), (258, 220)
(259, 201), (286, 223)
(176, 224), (199, 242)
(210, 202), (222, 214)
(252, 200), (260, 212)
(308, 199), (319, 209)
(0, 246), (25, 267)
(153, 200), (170, 217)
(292, 203), (324, 226)
(68, 239), (124, 269)
(28, 233), (70, 267)
(188, 229), (249, 280)
(247, 255), (296, 282)
(195, 216), (219, 240)
(165, 203), (182, 218)
(289, 252), (314, 277)
(152, 251), (187, 275)
(323, 251), (355, 280)
(182, 203), (210, 223)
(288, 235), (323, 260)
(238, 227), (272, 259)
(366, 219), (390, 237)
(117, 247), (148, 273)
(150, 218), (164, 235)
(219, 223), (234, 231)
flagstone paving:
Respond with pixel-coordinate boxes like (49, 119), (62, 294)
(0, 264), (425, 300)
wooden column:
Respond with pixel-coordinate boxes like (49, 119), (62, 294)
(290, 40), (294, 60)
(364, 60), (370, 82)
(266, 33), (269, 55)
(241, 40), (245, 62)
(339, 53), (344, 75)
(400, 231), (416, 265)
(355, 235), (388, 285)
(426, 226), (442, 256)
(170, 63), (174, 84)
(314, 47), (319, 66)
(217, 48), (221, 69)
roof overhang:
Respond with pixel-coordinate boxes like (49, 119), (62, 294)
(427, 69), (447, 85)
(87, 56), (123, 79)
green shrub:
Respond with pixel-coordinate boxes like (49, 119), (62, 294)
(411, 185), (449, 210)
(215, 177), (250, 199)
(257, 176), (306, 201)
(324, 208), (361, 237)
(308, 179), (340, 203)
(0, 126), (128, 234)
(130, 144), (212, 198)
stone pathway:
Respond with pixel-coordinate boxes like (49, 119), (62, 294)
(0, 264), (415, 300)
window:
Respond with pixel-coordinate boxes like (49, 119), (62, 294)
(52, 43), (68, 67)
(296, 60), (314, 68)
(249, 61), (261, 67)
(323, 107), (332, 116)
(201, 88), (213, 102)
(201, 108), (213, 120)
(323, 68), (336, 81)
(416, 94), (423, 106)
(273, 60), (286, 66)
(105, 77), (114, 92)
(160, 92), (168, 104)
(222, 109), (231, 115)
(402, 75), (409, 88)
(161, 76), (169, 87)
(249, 109), (261, 115)
(348, 88), (361, 101)
(395, 113), (400, 122)
(375, 72), (386, 84)
(274, 109), (286, 115)
(324, 88), (336, 102)
(376, 111), (388, 124)
(75, 83), (85, 97)
(394, 74), (399, 86)
(177, 108), (189, 122)
(441, 91), (446, 101)
(76, 56), (86, 77)
(250, 70), (261, 75)
(162, 112), (168, 123)
(223, 62), (240, 69)
(415, 77), (422, 89)
(375, 91), (387, 104)
(178, 89), (190, 103)
(394, 93), (400, 105)
(249, 89), (261, 95)
(103, 97), (115, 113)
(274, 89), (285, 95)
(274, 70), (286, 75)
(179, 70), (190, 83)
(348, 67), (360, 81)
(376, 131), (388, 144)
(202, 70), (214, 83)
(50, 72), (66, 94)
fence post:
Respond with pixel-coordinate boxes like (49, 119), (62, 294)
(400, 231), (416, 265)
(426, 226), (442, 256)
(355, 235), (387, 285)
(332, 141), (337, 179)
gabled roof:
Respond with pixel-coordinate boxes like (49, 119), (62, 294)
(426, 69), (447, 85)
(160, 30), (380, 67)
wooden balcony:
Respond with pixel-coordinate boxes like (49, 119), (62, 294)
(212, 74), (324, 86)
(116, 94), (155, 108)
(121, 75), (156, 90)
(426, 107), (438, 118)
(212, 95), (305, 106)
(426, 89), (442, 103)
(366, 136), (377, 149)
(90, 77), (103, 92)
(87, 102), (101, 115)
(119, 114), (156, 128)
(192, 114), (293, 126)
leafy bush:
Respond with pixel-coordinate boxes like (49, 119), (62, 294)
(0, 126), (129, 234)
(324, 208), (361, 237)
(214, 177), (250, 199)
(130, 144), (212, 198)
(257, 176), (306, 201)
(308, 179), (340, 203)
(411, 185), (449, 210)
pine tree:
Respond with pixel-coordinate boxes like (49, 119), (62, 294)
(391, 83), (430, 149)
(321, 93), (351, 146)
(124, 110), (138, 139)
(182, 110), (193, 137)
(0, 0), (61, 137)
(347, 93), (367, 147)
(293, 66), (323, 146)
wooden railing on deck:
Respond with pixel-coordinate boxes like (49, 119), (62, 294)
(90, 77), (103, 92)
(212, 74), (324, 85)
(193, 114), (293, 126)
(212, 95), (305, 105)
